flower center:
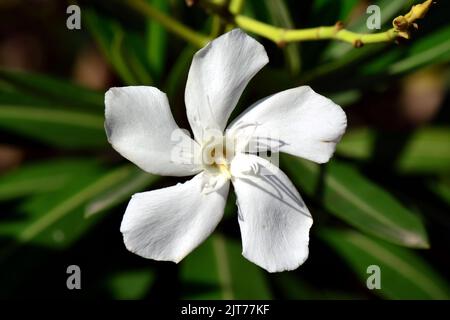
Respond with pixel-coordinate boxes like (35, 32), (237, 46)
(201, 135), (235, 179)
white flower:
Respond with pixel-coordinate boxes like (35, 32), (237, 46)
(105, 29), (347, 273)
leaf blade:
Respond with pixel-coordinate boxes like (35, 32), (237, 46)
(0, 159), (99, 201)
(337, 127), (450, 174)
(0, 164), (136, 260)
(0, 69), (103, 110)
(320, 228), (450, 299)
(180, 234), (272, 299)
(0, 105), (106, 149)
(283, 156), (429, 248)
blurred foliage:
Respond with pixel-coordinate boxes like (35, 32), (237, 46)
(0, 0), (449, 299)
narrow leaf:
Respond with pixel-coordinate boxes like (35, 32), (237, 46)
(180, 234), (272, 299)
(320, 228), (450, 299)
(0, 105), (106, 149)
(86, 168), (159, 217)
(85, 10), (153, 85)
(389, 25), (450, 75)
(0, 69), (103, 110)
(283, 156), (429, 248)
(146, 0), (168, 79)
(264, 0), (301, 75)
(0, 159), (99, 201)
(0, 165), (133, 259)
(337, 127), (450, 174)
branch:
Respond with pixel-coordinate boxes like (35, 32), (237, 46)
(126, 0), (433, 49)
(198, 0), (434, 47)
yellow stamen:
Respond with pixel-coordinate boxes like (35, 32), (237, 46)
(218, 163), (231, 179)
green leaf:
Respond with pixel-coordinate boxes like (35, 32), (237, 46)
(336, 128), (374, 160)
(328, 90), (361, 107)
(164, 46), (196, 98)
(146, 0), (168, 79)
(0, 69), (103, 110)
(0, 159), (99, 201)
(0, 164), (133, 259)
(337, 127), (450, 174)
(282, 156), (429, 248)
(107, 269), (155, 299)
(85, 9), (153, 85)
(320, 228), (450, 299)
(0, 89), (59, 107)
(0, 105), (106, 149)
(0, 74), (106, 149)
(86, 168), (159, 217)
(360, 25), (450, 76)
(388, 25), (450, 75)
(180, 234), (272, 299)
(264, 0), (301, 75)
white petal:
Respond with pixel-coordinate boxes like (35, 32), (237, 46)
(228, 86), (347, 163)
(185, 29), (268, 141)
(105, 86), (201, 176)
(230, 153), (313, 272)
(120, 172), (230, 263)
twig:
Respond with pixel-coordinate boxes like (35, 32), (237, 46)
(199, 0), (434, 47)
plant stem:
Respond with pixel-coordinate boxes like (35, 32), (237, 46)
(127, 0), (433, 49)
(236, 16), (397, 46)
(126, 0), (210, 48)
(200, 0), (433, 47)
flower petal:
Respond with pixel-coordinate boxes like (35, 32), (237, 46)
(185, 29), (268, 141)
(230, 153), (313, 272)
(105, 86), (201, 176)
(228, 86), (347, 163)
(120, 172), (230, 263)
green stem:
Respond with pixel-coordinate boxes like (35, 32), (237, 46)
(126, 0), (210, 48)
(235, 15), (397, 47)
(198, 0), (433, 47)
(128, 0), (432, 48)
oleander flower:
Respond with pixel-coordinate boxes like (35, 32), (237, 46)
(105, 29), (347, 272)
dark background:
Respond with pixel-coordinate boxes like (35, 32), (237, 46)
(0, 0), (448, 299)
